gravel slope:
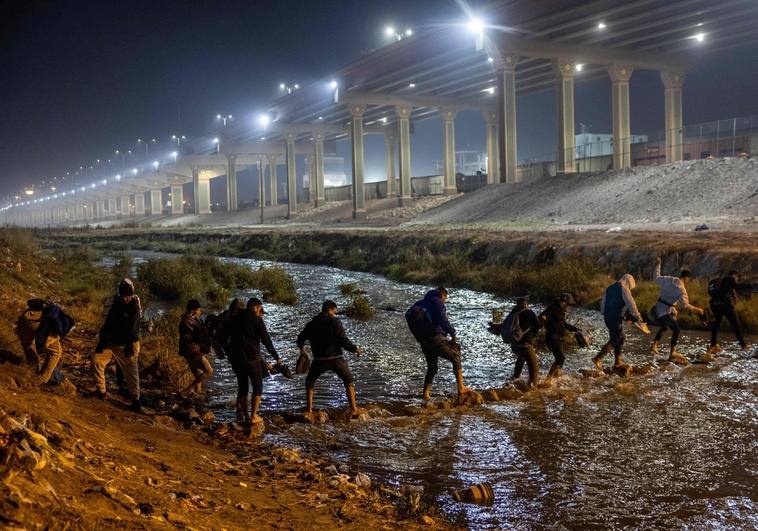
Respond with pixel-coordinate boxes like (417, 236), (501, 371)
(409, 158), (758, 227)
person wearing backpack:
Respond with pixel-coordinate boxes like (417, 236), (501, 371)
(649, 257), (704, 365)
(593, 273), (648, 372)
(538, 293), (580, 381)
(296, 300), (364, 417)
(90, 279), (143, 412)
(16, 298), (72, 384)
(706, 271), (754, 357)
(503, 298), (542, 387)
(178, 299), (214, 396)
(406, 287), (470, 401)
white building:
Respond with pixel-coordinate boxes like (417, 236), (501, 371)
(575, 133), (648, 158)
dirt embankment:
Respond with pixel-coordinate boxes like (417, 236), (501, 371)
(0, 231), (448, 530)
(411, 157), (758, 229)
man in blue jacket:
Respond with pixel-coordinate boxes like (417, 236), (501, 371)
(406, 287), (470, 400)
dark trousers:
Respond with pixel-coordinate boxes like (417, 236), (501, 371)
(546, 335), (565, 368)
(512, 344), (539, 385)
(710, 302), (746, 347)
(654, 314), (681, 347)
(231, 355), (263, 397)
(420, 336), (461, 387)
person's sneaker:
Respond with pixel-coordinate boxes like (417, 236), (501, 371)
(592, 356), (603, 371)
(668, 352), (689, 366)
(129, 400), (143, 413)
(649, 341), (660, 355)
(86, 389), (107, 399)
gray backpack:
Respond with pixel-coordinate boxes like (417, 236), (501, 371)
(500, 310), (525, 344)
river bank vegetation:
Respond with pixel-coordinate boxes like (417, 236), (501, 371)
(41, 228), (758, 335)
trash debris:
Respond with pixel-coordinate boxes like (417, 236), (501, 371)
(694, 224), (709, 231)
(452, 482), (494, 505)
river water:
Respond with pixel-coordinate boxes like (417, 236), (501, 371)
(132, 253), (758, 529)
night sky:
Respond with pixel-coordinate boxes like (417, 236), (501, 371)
(2, 0), (757, 201)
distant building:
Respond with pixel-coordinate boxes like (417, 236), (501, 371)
(433, 150), (486, 175)
(575, 133), (648, 158)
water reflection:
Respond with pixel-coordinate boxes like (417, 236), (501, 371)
(126, 252), (757, 529)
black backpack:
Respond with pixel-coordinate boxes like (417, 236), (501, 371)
(500, 310), (526, 344)
(707, 277), (725, 300)
(405, 304), (435, 342)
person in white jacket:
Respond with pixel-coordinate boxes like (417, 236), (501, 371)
(649, 257), (704, 365)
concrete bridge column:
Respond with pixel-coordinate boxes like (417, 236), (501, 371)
(396, 104), (413, 207)
(95, 200), (104, 219)
(661, 71), (684, 163)
(349, 104), (367, 219)
(75, 205), (84, 222)
(313, 133), (326, 207)
(267, 155), (278, 206)
(120, 195), (130, 217)
(150, 190), (162, 216)
(170, 185), (183, 215)
(134, 192), (145, 216)
(384, 127), (397, 198)
(108, 198), (118, 218)
(553, 59), (577, 174)
(440, 108), (458, 195)
(609, 64), (634, 170)
(285, 133), (297, 219)
(226, 155), (238, 211)
(193, 167), (211, 215)
(497, 56), (518, 183)
(483, 110), (499, 184)
(256, 159), (265, 212)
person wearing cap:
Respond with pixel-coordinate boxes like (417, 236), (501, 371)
(594, 273), (647, 372)
(539, 293), (580, 380)
(649, 257), (704, 365)
(406, 287), (471, 401)
(212, 299), (247, 421)
(90, 278), (143, 412)
(230, 297), (281, 425)
(507, 297), (543, 387)
(178, 299), (214, 396)
(296, 300), (364, 417)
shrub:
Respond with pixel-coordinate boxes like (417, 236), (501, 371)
(345, 293), (375, 321)
(339, 282), (364, 296)
(249, 265), (298, 305)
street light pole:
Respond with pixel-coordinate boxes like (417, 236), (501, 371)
(257, 159), (264, 224)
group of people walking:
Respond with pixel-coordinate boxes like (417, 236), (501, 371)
(14, 258), (753, 423)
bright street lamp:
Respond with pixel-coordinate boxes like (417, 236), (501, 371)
(279, 83), (299, 94)
(216, 113), (233, 126)
(257, 114), (271, 128)
(384, 25), (413, 41)
(213, 138), (220, 153)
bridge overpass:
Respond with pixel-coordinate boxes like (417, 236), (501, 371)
(3, 0), (757, 227)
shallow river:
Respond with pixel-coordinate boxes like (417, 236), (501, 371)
(132, 253), (758, 529)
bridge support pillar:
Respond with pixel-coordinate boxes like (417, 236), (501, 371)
(396, 104), (413, 207)
(609, 65), (634, 170)
(483, 110), (499, 184)
(553, 59), (577, 174)
(268, 155), (278, 206)
(119, 195), (130, 217)
(661, 71), (684, 163)
(441, 108), (458, 195)
(134, 192), (145, 216)
(226, 155), (238, 211)
(108, 198), (117, 217)
(497, 56), (518, 183)
(193, 167), (211, 215)
(313, 133), (326, 207)
(384, 126), (397, 198)
(349, 104), (367, 219)
(150, 190), (162, 216)
(170, 185), (183, 215)
(285, 133), (297, 219)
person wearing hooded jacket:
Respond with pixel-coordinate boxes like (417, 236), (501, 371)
(178, 299), (214, 396)
(407, 287), (471, 400)
(90, 279), (143, 412)
(593, 274), (647, 371)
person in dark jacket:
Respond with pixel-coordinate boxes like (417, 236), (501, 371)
(178, 299), (213, 396)
(508, 298), (543, 387)
(593, 274), (648, 372)
(297, 300), (364, 417)
(539, 293), (579, 380)
(90, 279), (142, 412)
(230, 297), (280, 425)
(16, 298), (66, 384)
(214, 298), (247, 421)
(707, 271), (754, 356)
(407, 287), (470, 400)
